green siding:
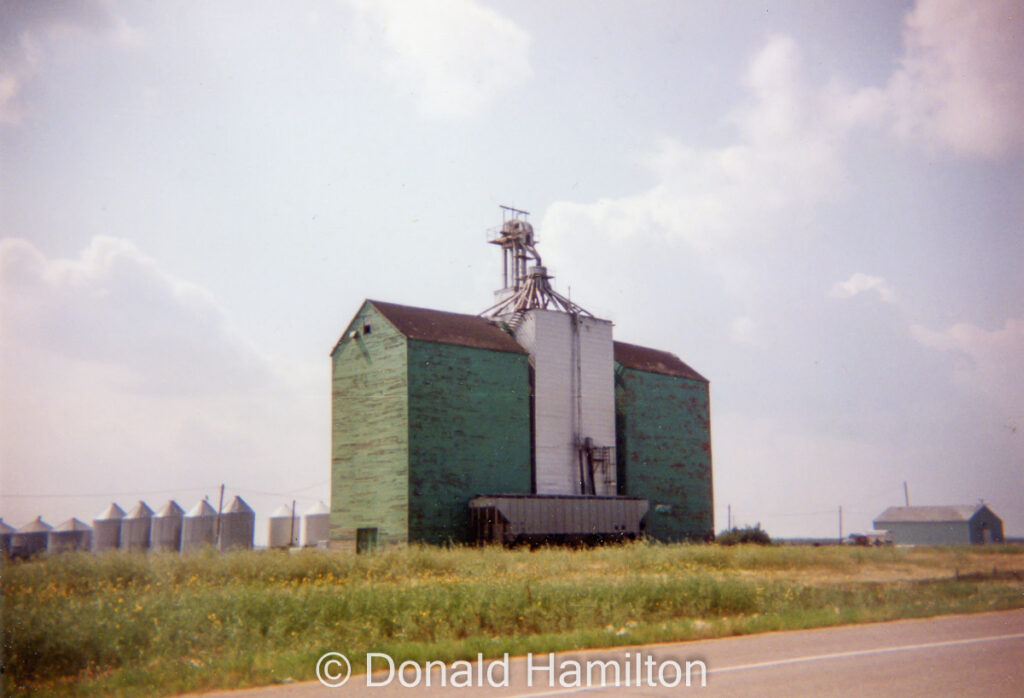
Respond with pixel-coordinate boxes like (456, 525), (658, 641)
(330, 303), (409, 548)
(615, 366), (713, 541)
(407, 339), (532, 544)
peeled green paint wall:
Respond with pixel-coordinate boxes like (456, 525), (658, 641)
(615, 366), (713, 541)
(407, 339), (532, 544)
(330, 303), (409, 548)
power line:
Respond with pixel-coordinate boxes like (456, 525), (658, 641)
(2, 481), (328, 503)
(2, 485), (220, 500)
(225, 485), (324, 502)
(753, 509), (838, 517)
(283, 480), (329, 495)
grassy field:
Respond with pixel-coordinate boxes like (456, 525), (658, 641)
(3, 542), (1023, 696)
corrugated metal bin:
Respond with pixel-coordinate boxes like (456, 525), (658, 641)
(302, 500), (330, 548)
(0, 518), (15, 556)
(151, 500), (184, 552)
(181, 499), (217, 552)
(12, 516), (52, 557)
(268, 503), (298, 549)
(48, 518), (93, 552)
(93, 502), (125, 551)
(218, 496), (254, 551)
(122, 501), (154, 551)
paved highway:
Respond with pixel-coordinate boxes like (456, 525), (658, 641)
(192, 609), (1024, 697)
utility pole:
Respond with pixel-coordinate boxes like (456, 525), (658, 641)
(290, 499), (297, 548)
(728, 504), (732, 531)
(838, 505), (843, 545)
(904, 481), (910, 507)
(216, 483), (225, 546)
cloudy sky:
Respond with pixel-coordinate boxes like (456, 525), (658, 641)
(2, 0), (1022, 541)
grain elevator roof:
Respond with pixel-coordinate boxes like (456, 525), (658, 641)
(367, 300), (526, 354)
(614, 341), (707, 382)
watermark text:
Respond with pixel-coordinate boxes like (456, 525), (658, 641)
(316, 650), (707, 689)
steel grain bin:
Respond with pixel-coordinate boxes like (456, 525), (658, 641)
(218, 496), (254, 551)
(93, 502), (125, 551)
(12, 516), (52, 557)
(122, 501), (154, 551)
(268, 503), (298, 549)
(151, 500), (184, 552)
(181, 499), (218, 552)
(48, 518), (93, 552)
(302, 500), (330, 548)
(0, 518), (14, 556)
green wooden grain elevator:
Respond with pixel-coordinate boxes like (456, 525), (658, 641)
(330, 209), (712, 549)
(614, 342), (713, 541)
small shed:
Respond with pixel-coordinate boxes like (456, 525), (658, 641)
(48, 518), (93, 552)
(1, 518), (17, 556)
(12, 516), (52, 557)
(874, 504), (1004, 545)
(122, 501), (154, 551)
(218, 496), (255, 551)
(181, 499), (218, 552)
(151, 500), (184, 552)
(302, 500), (330, 548)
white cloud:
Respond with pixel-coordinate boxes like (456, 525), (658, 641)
(0, 1), (140, 124)
(346, 0), (531, 120)
(0, 237), (270, 394)
(910, 316), (1024, 409)
(541, 0), (1024, 260)
(830, 273), (897, 304)
(543, 36), (881, 254)
(887, 0), (1024, 157)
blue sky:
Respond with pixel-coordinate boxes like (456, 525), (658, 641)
(2, 0), (1022, 541)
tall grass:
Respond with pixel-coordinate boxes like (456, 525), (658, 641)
(3, 543), (1022, 696)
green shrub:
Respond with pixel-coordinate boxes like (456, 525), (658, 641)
(717, 524), (771, 545)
